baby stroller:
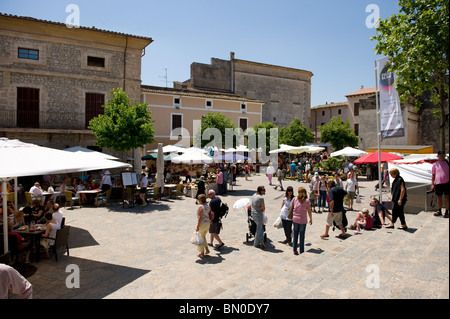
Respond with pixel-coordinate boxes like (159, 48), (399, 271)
(245, 206), (267, 243)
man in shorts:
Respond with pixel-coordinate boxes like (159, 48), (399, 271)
(321, 180), (348, 239)
(432, 151), (449, 218)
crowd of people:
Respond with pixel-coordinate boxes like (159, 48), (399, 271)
(192, 150), (449, 259)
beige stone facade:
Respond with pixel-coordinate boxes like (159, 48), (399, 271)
(0, 14), (152, 156)
(310, 102), (350, 142)
(141, 85), (264, 150)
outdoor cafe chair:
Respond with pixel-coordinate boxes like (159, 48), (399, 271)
(6, 192), (14, 203)
(147, 186), (160, 201)
(171, 184), (184, 199)
(49, 225), (70, 262)
(96, 189), (111, 206)
(64, 190), (82, 209)
(24, 192), (33, 206)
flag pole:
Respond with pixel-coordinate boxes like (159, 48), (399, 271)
(375, 59), (383, 202)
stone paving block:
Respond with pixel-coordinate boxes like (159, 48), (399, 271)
(13, 174), (449, 299)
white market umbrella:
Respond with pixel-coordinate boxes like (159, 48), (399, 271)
(302, 146), (325, 154)
(220, 147), (237, 153)
(0, 137), (131, 254)
(63, 146), (119, 160)
(269, 144), (297, 154)
(330, 147), (368, 158)
(233, 198), (250, 210)
(235, 144), (251, 152)
(171, 147), (213, 164)
(148, 144), (186, 154)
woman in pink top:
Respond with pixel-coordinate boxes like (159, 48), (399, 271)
(290, 187), (312, 255)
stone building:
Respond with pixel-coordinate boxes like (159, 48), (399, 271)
(0, 13), (152, 159)
(355, 92), (448, 153)
(180, 52), (313, 129)
(310, 101), (349, 143)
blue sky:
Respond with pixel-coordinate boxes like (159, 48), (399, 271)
(1, 0), (401, 107)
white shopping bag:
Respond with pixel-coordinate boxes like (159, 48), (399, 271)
(191, 231), (204, 246)
(273, 216), (283, 229)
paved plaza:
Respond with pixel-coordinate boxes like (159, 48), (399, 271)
(17, 173), (449, 299)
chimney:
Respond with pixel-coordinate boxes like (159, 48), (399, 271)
(230, 52), (235, 93)
(361, 85), (364, 89)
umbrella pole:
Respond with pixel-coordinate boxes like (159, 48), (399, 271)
(375, 60), (383, 201)
(2, 180), (8, 256)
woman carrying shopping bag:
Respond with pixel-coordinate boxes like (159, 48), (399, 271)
(195, 194), (211, 258)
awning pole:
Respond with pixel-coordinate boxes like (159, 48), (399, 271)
(375, 60), (383, 202)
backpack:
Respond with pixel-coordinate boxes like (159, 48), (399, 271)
(218, 202), (229, 219)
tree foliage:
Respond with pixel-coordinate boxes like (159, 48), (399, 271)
(88, 88), (155, 152)
(319, 117), (358, 151)
(279, 118), (314, 147)
(194, 113), (238, 148)
(248, 122), (279, 154)
(371, 0), (449, 150)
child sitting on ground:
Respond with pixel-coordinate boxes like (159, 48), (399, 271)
(352, 208), (373, 234)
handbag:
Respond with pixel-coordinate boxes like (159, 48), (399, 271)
(191, 231), (204, 246)
(288, 199), (295, 220)
(356, 194), (362, 204)
(273, 216), (283, 229)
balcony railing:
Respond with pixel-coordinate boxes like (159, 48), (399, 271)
(0, 109), (90, 130)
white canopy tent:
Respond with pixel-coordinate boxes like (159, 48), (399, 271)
(1, 138), (131, 255)
(387, 154), (439, 185)
(330, 147), (368, 158)
(388, 162), (434, 184)
(148, 144), (186, 154)
(269, 144), (325, 155)
(269, 144), (298, 154)
(171, 147), (213, 164)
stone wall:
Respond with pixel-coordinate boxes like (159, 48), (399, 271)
(187, 56), (312, 129)
(358, 94), (449, 152)
(0, 29), (146, 149)
(190, 58), (231, 92)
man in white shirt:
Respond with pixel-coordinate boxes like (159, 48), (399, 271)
(139, 173), (149, 206)
(0, 263), (33, 299)
(100, 170), (112, 192)
(29, 182), (43, 200)
(266, 163), (275, 185)
(52, 203), (64, 226)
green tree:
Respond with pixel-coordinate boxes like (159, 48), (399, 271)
(279, 118), (314, 147)
(194, 113), (238, 148)
(319, 117), (358, 150)
(371, 0), (449, 152)
(247, 122), (279, 154)
(88, 88), (155, 152)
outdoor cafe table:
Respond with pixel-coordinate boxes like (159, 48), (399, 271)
(14, 225), (46, 262)
(164, 184), (177, 199)
(78, 189), (102, 205)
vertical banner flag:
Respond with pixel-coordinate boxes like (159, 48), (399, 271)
(377, 56), (405, 139)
